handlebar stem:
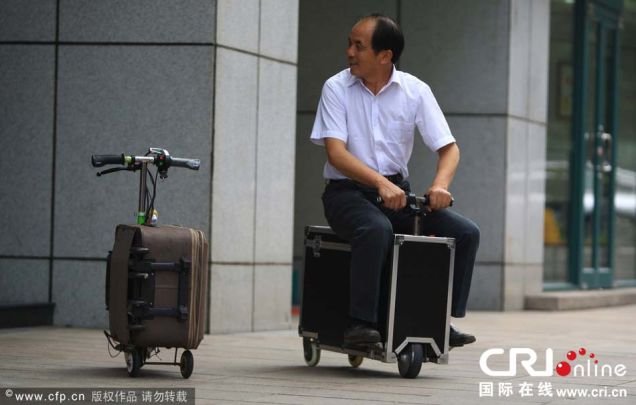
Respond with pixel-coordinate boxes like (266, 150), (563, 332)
(137, 162), (148, 225)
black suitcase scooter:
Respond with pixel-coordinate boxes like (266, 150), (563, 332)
(299, 195), (455, 378)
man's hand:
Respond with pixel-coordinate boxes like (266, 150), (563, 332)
(426, 185), (453, 211)
(378, 179), (406, 210)
(324, 138), (407, 210)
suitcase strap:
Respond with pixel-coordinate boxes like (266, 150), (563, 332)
(128, 257), (191, 323)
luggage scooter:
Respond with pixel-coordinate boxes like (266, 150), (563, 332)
(299, 194), (455, 378)
(92, 148), (207, 378)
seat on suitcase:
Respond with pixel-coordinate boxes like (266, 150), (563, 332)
(108, 224), (208, 349)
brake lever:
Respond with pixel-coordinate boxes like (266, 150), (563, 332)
(96, 165), (138, 177)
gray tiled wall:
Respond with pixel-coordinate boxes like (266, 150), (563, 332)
(0, 0), (56, 41)
(401, 0), (511, 114)
(466, 264), (503, 310)
(52, 260), (108, 328)
(0, 260), (49, 304)
(1, 1), (218, 329)
(55, 45), (214, 259)
(0, 45), (55, 258)
(59, 0), (216, 43)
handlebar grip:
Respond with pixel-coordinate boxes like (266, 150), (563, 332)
(376, 194), (445, 207)
(92, 154), (125, 167)
(170, 157), (200, 170)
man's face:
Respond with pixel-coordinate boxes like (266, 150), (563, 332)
(347, 18), (382, 79)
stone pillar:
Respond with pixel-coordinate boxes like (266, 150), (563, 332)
(211, 0), (298, 333)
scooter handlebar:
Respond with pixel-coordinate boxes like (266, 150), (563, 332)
(376, 193), (453, 207)
(169, 157), (200, 170)
(91, 154), (125, 167)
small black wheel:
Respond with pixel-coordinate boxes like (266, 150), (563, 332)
(137, 347), (149, 368)
(125, 350), (142, 377)
(303, 337), (320, 367)
(397, 344), (423, 379)
(348, 354), (363, 368)
(180, 350), (194, 379)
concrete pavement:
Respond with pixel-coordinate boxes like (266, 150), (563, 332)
(1, 305), (635, 404)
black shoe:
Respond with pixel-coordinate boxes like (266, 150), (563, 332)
(344, 321), (381, 345)
(449, 324), (476, 347)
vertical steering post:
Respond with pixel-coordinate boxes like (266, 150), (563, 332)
(137, 162), (148, 225)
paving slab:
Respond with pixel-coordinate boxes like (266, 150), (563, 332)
(0, 305), (635, 404)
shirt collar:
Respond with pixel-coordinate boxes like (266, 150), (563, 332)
(346, 66), (402, 91)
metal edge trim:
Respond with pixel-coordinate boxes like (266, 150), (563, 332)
(304, 240), (351, 252)
(437, 353), (449, 365)
(306, 225), (335, 234)
(385, 236), (401, 360)
(397, 234), (455, 244)
(395, 337), (442, 358)
(444, 244), (456, 354)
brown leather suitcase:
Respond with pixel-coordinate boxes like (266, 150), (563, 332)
(106, 224), (208, 377)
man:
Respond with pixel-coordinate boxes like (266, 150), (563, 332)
(310, 14), (480, 348)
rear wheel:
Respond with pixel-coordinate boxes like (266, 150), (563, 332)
(303, 337), (320, 367)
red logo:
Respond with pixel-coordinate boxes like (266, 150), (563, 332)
(555, 347), (624, 377)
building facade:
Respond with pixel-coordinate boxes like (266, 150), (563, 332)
(1, 0), (634, 331)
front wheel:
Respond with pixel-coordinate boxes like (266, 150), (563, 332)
(180, 350), (194, 379)
(348, 354), (363, 368)
(303, 337), (320, 367)
(125, 351), (142, 377)
(397, 344), (423, 379)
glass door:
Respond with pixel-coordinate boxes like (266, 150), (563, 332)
(571, 0), (622, 288)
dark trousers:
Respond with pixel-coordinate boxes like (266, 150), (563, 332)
(322, 179), (480, 323)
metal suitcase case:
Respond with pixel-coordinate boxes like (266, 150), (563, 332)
(299, 225), (455, 378)
(105, 224), (208, 378)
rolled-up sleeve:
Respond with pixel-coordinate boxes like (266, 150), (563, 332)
(310, 80), (348, 146)
(415, 84), (456, 152)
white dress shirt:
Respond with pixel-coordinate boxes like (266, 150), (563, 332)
(310, 67), (455, 180)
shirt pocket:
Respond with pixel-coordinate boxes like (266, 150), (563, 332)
(386, 120), (415, 144)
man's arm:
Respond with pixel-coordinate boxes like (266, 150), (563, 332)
(324, 138), (407, 210)
(427, 142), (460, 210)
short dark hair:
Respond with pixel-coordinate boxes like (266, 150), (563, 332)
(363, 13), (404, 64)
